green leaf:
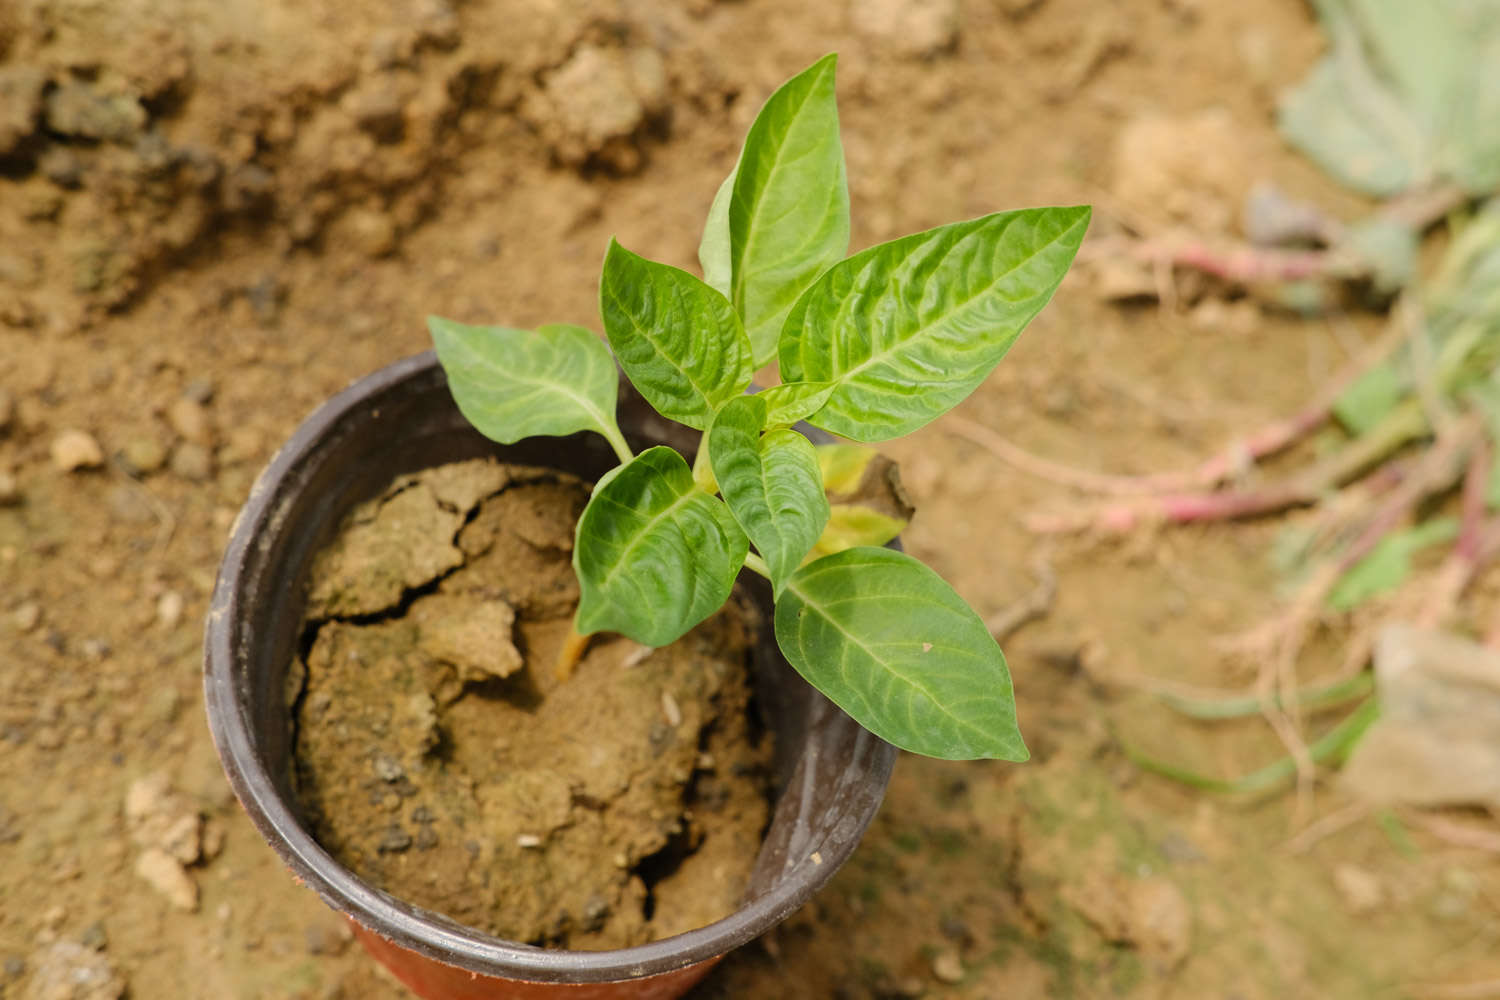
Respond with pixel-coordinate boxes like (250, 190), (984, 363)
(775, 547), (1027, 761)
(725, 53), (850, 367)
(759, 381), (834, 427)
(599, 239), (754, 430)
(709, 395), (829, 594)
(807, 504), (907, 560)
(815, 443), (879, 495)
(1327, 517), (1459, 611)
(1333, 360), (1405, 434)
(781, 207), (1090, 442)
(699, 168), (736, 297)
(574, 447), (749, 646)
(428, 317), (623, 445)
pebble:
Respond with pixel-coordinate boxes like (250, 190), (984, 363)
(155, 591), (184, 630)
(931, 949), (964, 984)
(0, 386), (14, 433)
(343, 208), (398, 259)
(118, 436), (167, 476)
(850, 0), (960, 58)
(168, 442), (213, 481)
(51, 430), (105, 472)
(377, 825), (412, 853)
(23, 939), (125, 1000)
(0, 469), (18, 505)
(181, 378), (215, 405)
(167, 397), (213, 446)
(1333, 864), (1382, 915)
(13, 602), (41, 632)
(135, 847), (199, 912)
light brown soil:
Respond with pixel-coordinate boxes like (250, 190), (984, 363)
(3, 1), (1497, 998)
(290, 459), (772, 950)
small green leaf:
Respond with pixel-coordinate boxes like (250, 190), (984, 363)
(775, 547), (1027, 761)
(1328, 517), (1459, 611)
(781, 207), (1090, 442)
(725, 53), (850, 367)
(599, 239), (754, 430)
(815, 444), (879, 495)
(709, 395), (829, 594)
(574, 446), (749, 646)
(1333, 361), (1405, 434)
(759, 381), (835, 427)
(807, 504), (907, 561)
(699, 168), (736, 297)
(428, 317), (622, 445)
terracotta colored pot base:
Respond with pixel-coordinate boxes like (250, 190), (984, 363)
(349, 922), (720, 1000)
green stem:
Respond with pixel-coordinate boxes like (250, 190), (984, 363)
(1155, 671), (1374, 721)
(601, 422), (634, 466)
(1118, 696), (1381, 797)
(742, 552), (772, 580)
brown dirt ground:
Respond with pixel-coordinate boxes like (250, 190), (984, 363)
(2, 0), (1497, 998)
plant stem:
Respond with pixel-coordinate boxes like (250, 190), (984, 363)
(1118, 696), (1381, 797)
(1152, 671), (1375, 721)
(601, 424), (635, 466)
(742, 552), (772, 580)
(555, 619), (592, 682)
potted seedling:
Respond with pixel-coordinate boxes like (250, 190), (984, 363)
(205, 54), (1087, 1000)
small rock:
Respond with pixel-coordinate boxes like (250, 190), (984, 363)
(12, 602), (41, 632)
(51, 430), (104, 472)
(117, 436), (167, 476)
(0, 470), (18, 505)
(155, 591), (184, 630)
(0, 66), (45, 157)
(181, 378), (215, 405)
(38, 147), (84, 189)
(167, 397), (213, 446)
(378, 825), (412, 854)
(1333, 864), (1383, 915)
(850, 0), (960, 58)
(134, 847), (198, 911)
(530, 44), (668, 170)
(106, 485), (155, 523)
(931, 949), (964, 984)
(23, 939), (124, 1000)
(125, 772), (202, 864)
(0, 386), (14, 433)
(345, 84), (405, 143)
(44, 82), (147, 142)
(342, 208), (398, 259)
(1128, 877), (1191, 970)
(168, 442), (213, 481)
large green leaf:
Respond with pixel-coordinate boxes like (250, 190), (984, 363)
(708, 394), (829, 594)
(599, 239), (754, 430)
(574, 447), (748, 646)
(780, 207), (1089, 442)
(1278, 0), (1500, 197)
(428, 317), (622, 444)
(721, 53), (850, 367)
(775, 546), (1027, 761)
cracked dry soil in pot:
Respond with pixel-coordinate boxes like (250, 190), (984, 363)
(289, 458), (774, 949)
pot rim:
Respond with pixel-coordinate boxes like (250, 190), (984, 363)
(204, 351), (895, 984)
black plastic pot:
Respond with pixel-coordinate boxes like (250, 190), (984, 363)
(203, 352), (897, 999)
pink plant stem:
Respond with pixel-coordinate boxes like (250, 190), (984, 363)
(1028, 400), (1430, 534)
